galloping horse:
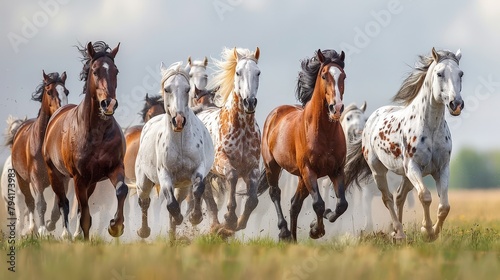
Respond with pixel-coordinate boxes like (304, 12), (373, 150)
(11, 71), (69, 236)
(123, 94), (165, 182)
(345, 48), (464, 241)
(135, 62), (214, 239)
(196, 47), (261, 236)
(43, 41), (128, 240)
(258, 49), (347, 241)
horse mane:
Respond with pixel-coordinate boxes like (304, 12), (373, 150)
(32, 72), (64, 102)
(208, 48), (259, 107)
(76, 41), (112, 94)
(392, 50), (460, 106)
(140, 94), (163, 123)
(295, 49), (345, 106)
(4, 115), (27, 147)
(159, 62), (190, 93)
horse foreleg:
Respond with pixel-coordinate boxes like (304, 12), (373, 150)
(46, 165), (71, 240)
(236, 169), (259, 231)
(222, 171), (238, 231)
(267, 166), (291, 241)
(32, 181), (48, 236)
(202, 177), (222, 233)
(395, 177), (413, 224)
(324, 173), (348, 224)
(431, 166), (450, 240)
(189, 173), (205, 225)
(290, 179), (308, 241)
(17, 178), (36, 236)
(74, 180), (93, 240)
(303, 170), (325, 240)
(160, 170), (183, 227)
(108, 168), (128, 238)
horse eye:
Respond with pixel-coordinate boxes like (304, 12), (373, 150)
(257, 71), (261, 76)
(236, 71), (241, 76)
(437, 72), (443, 78)
(459, 71), (464, 78)
(346, 117), (351, 121)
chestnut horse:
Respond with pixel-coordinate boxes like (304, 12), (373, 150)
(258, 49), (348, 241)
(43, 41), (128, 240)
(11, 71), (69, 236)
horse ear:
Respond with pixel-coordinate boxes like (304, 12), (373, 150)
(233, 47), (241, 61)
(254, 47), (260, 60)
(455, 49), (462, 62)
(61, 71), (67, 83)
(86, 42), (95, 59)
(203, 56), (208, 66)
(431, 47), (439, 62)
(160, 62), (168, 72)
(42, 70), (50, 83)
(317, 49), (325, 63)
(110, 42), (120, 59)
(360, 101), (367, 112)
(340, 51), (346, 62)
(145, 93), (152, 104)
(187, 56), (192, 66)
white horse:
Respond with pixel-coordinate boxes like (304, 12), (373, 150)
(135, 61), (214, 239)
(345, 48), (464, 241)
(185, 56), (209, 108)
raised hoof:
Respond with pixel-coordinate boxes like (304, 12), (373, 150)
(189, 211), (203, 226)
(323, 209), (337, 223)
(45, 220), (56, 231)
(137, 226), (151, 239)
(309, 221), (325, 239)
(108, 219), (124, 237)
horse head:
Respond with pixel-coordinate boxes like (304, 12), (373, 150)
(430, 47), (464, 116)
(40, 70), (69, 115)
(234, 47), (260, 114)
(317, 49), (346, 121)
(142, 93), (165, 123)
(340, 101), (367, 143)
(160, 61), (191, 132)
(86, 41), (120, 119)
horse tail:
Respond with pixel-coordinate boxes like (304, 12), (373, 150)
(344, 138), (372, 188)
(4, 115), (27, 147)
(256, 168), (270, 196)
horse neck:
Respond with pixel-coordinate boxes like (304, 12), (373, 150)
(406, 75), (446, 131)
(221, 90), (255, 127)
(32, 94), (54, 142)
(77, 85), (112, 133)
(304, 83), (335, 132)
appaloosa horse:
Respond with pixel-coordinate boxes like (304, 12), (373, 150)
(345, 48), (464, 241)
(196, 47), (262, 236)
(258, 49), (348, 241)
(43, 41), (128, 240)
(11, 71), (69, 236)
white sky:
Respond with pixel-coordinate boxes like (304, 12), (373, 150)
(1, 0), (499, 163)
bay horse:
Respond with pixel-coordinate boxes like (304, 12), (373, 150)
(135, 62), (214, 240)
(11, 71), (69, 236)
(345, 48), (464, 241)
(196, 47), (261, 236)
(43, 41), (128, 240)
(258, 49), (347, 241)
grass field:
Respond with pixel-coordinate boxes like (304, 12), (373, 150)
(1, 189), (499, 280)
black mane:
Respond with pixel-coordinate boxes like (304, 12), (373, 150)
(76, 41), (112, 94)
(295, 49), (345, 106)
(140, 94), (164, 123)
(32, 72), (64, 102)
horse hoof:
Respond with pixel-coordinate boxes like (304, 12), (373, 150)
(210, 223), (222, 234)
(391, 231), (406, 241)
(46, 220), (56, 231)
(137, 227), (151, 239)
(108, 220), (124, 237)
(278, 229), (292, 242)
(174, 215), (184, 226)
(61, 229), (72, 241)
(309, 221), (325, 239)
(223, 213), (238, 230)
(216, 227), (235, 239)
(38, 226), (48, 237)
(420, 227), (437, 242)
(189, 212), (203, 226)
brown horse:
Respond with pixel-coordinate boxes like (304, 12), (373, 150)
(258, 49), (348, 241)
(43, 41), (127, 240)
(123, 94), (165, 183)
(11, 71), (69, 236)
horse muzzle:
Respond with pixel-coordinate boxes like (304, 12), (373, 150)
(328, 103), (344, 121)
(100, 98), (118, 116)
(449, 99), (464, 116)
(172, 113), (186, 132)
(243, 97), (257, 114)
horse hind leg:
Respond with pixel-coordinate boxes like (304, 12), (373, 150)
(395, 176), (414, 224)
(430, 168), (451, 240)
(222, 171), (238, 231)
(290, 179), (308, 241)
(202, 176), (223, 234)
(46, 165), (71, 240)
(267, 164), (291, 241)
(17, 177), (37, 236)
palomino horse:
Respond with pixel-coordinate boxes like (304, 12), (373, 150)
(186, 56), (209, 109)
(135, 62), (214, 240)
(258, 49), (347, 241)
(11, 71), (69, 236)
(345, 48), (464, 241)
(43, 41), (128, 240)
(196, 47), (261, 236)
(123, 94), (165, 182)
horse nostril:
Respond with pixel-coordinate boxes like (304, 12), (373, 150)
(340, 104), (345, 114)
(172, 116), (177, 127)
(449, 101), (457, 111)
(328, 104), (335, 113)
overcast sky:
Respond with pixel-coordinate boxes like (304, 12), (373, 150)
(1, 0), (499, 163)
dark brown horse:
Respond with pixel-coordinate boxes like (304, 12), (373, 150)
(123, 94), (165, 183)
(43, 41), (127, 240)
(11, 71), (69, 236)
(258, 49), (348, 241)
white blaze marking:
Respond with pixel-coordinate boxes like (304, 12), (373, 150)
(329, 67), (342, 106)
(103, 62), (109, 75)
(56, 85), (68, 105)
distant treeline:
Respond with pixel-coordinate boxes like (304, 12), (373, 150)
(450, 147), (500, 189)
